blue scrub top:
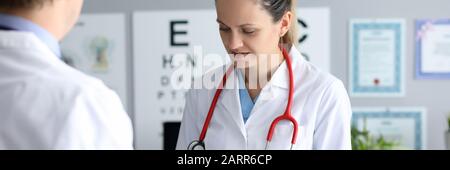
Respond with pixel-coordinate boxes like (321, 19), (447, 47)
(237, 70), (259, 124)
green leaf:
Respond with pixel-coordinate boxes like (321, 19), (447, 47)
(351, 125), (399, 150)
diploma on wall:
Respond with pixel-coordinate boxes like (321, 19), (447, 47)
(416, 19), (450, 79)
(352, 107), (426, 150)
(349, 19), (405, 97)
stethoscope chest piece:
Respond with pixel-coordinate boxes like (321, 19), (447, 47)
(188, 140), (206, 150)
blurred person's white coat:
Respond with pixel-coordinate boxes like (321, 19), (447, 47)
(0, 31), (133, 150)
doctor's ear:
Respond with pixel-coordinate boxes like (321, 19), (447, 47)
(279, 11), (293, 37)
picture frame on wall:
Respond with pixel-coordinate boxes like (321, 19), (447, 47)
(415, 19), (450, 79)
(349, 19), (406, 97)
(352, 107), (427, 150)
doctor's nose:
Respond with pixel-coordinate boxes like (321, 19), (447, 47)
(228, 34), (244, 51)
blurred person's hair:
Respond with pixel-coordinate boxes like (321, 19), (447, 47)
(0, 0), (53, 10)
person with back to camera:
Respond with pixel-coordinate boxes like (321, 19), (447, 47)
(0, 0), (133, 150)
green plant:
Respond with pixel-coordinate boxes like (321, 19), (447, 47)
(351, 118), (399, 150)
(447, 113), (450, 130)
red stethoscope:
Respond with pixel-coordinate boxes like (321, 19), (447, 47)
(188, 47), (298, 150)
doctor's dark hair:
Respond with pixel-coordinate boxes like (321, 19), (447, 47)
(261, 0), (298, 46)
(0, 0), (53, 10)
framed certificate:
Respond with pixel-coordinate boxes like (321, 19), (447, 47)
(416, 19), (450, 79)
(349, 19), (405, 97)
(352, 107), (427, 150)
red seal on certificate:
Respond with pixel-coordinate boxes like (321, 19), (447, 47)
(374, 78), (380, 86)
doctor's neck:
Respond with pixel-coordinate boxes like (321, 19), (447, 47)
(241, 47), (285, 100)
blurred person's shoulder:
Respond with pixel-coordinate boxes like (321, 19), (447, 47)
(46, 60), (122, 108)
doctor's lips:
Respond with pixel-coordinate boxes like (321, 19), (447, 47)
(231, 52), (251, 60)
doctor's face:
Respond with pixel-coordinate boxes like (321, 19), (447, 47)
(215, 0), (284, 69)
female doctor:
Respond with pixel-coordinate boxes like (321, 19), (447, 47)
(176, 0), (352, 150)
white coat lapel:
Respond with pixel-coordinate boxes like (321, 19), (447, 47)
(218, 69), (246, 137)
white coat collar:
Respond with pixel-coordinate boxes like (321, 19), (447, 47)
(269, 45), (303, 90)
(0, 31), (60, 64)
(0, 31), (66, 78)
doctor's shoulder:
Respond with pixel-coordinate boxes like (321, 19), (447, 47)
(299, 58), (352, 120)
(299, 58), (350, 104)
(289, 47), (344, 94)
(299, 60), (353, 149)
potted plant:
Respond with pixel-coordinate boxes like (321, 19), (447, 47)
(446, 114), (450, 150)
(351, 118), (399, 150)
(351, 127), (398, 150)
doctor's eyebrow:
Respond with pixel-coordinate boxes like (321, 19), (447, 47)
(216, 19), (255, 27)
(216, 19), (228, 26)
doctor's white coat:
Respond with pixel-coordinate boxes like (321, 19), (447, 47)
(0, 31), (133, 150)
(176, 46), (352, 150)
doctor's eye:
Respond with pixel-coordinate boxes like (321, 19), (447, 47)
(219, 27), (231, 32)
(242, 28), (257, 35)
